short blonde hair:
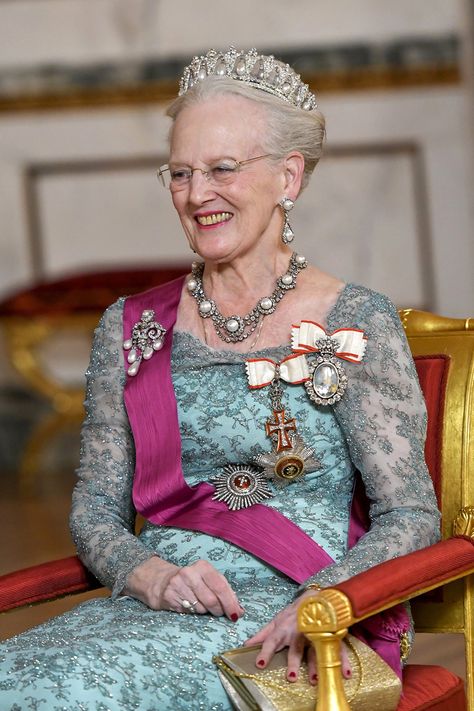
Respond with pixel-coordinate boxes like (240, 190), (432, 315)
(166, 76), (326, 191)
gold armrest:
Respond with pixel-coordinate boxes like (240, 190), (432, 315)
(298, 589), (353, 711)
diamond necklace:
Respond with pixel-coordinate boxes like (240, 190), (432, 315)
(186, 252), (307, 343)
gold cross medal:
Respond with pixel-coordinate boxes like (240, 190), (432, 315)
(246, 356), (321, 487)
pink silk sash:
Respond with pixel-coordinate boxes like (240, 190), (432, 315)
(123, 277), (334, 584)
(122, 277), (408, 677)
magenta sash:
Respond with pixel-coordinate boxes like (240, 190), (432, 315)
(123, 277), (334, 583)
(122, 277), (408, 677)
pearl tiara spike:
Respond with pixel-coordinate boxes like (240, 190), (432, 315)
(178, 47), (318, 111)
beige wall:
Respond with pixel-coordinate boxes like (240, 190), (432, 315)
(0, 0), (464, 63)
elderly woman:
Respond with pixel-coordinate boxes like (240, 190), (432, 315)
(0, 47), (439, 710)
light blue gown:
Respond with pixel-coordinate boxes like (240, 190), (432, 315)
(0, 284), (439, 710)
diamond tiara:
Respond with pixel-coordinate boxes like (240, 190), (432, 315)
(178, 47), (318, 111)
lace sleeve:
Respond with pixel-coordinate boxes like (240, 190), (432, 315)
(69, 299), (155, 598)
(301, 286), (441, 590)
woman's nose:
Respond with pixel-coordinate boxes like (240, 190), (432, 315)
(188, 169), (214, 204)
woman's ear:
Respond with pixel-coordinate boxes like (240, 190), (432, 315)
(282, 151), (305, 200)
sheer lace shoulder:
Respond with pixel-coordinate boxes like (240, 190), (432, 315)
(69, 299), (154, 597)
(302, 285), (441, 589)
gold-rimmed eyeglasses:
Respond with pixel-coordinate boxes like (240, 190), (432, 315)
(157, 154), (272, 191)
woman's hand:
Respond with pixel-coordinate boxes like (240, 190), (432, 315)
(244, 590), (351, 684)
(123, 556), (244, 622)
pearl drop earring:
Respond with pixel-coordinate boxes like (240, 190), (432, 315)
(279, 197), (295, 244)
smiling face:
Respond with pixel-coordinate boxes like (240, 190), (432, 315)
(168, 95), (288, 264)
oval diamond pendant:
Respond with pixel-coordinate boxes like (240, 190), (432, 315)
(305, 356), (347, 406)
(312, 362), (340, 398)
(211, 464), (272, 510)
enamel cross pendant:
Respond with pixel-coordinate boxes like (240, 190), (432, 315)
(265, 409), (297, 452)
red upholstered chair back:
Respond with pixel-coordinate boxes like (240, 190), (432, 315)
(398, 310), (474, 636)
(413, 355), (450, 508)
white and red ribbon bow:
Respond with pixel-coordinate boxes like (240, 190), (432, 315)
(246, 353), (309, 389)
(246, 323), (366, 389)
(291, 321), (367, 363)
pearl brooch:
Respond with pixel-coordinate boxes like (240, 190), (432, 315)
(123, 309), (166, 377)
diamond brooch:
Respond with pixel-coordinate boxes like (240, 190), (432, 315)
(304, 336), (348, 406)
(211, 464), (273, 511)
(123, 309), (166, 376)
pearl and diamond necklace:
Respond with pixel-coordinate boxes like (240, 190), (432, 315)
(186, 252), (307, 343)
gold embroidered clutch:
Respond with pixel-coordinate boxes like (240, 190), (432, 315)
(213, 635), (401, 711)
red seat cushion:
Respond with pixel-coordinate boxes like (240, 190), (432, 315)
(398, 665), (466, 711)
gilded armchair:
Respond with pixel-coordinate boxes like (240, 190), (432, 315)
(299, 310), (474, 710)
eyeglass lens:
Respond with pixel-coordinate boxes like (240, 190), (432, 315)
(159, 155), (271, 190)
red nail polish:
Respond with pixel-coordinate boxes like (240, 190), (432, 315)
(311, 673), (318, 682)
(230, 613), (238, 622)
(288, 671), (297, 680)
(257, 659), (265, 667)
(345, 669), (352, 678)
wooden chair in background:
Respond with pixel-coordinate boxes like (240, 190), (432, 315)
(0, 266), (188, 493)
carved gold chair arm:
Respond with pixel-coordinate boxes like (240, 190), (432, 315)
(298, 508), (474, 711)
(298, 589), (353, 711)
(453, 506), (474, 539)
(0, 312), (100, 490)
